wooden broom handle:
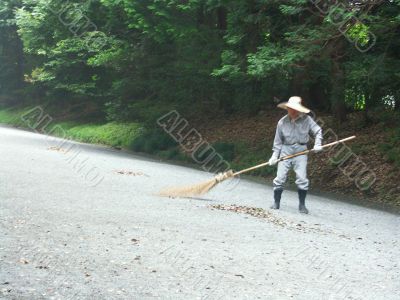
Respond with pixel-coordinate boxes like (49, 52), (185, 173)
(232, 136), (356, 177)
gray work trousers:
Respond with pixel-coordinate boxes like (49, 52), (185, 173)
(273, 144), (309, 191)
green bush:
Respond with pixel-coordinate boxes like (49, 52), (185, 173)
(105, 100), (177, 127)
(212, 142), (236, 162)
(229, 141), (276, 176)
(158, 148), (180, 160)
(130, 129), (177, 154)
(158, 148), (190, 161)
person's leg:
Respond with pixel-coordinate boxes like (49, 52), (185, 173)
(271, 159), (291, 209)
(293, 154), (309, 214)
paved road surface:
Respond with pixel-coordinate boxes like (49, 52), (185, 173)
(0, 125), (399, 299)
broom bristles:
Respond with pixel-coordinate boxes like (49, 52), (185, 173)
(158, 170), (234, 198)
(158, 178), (218, 198)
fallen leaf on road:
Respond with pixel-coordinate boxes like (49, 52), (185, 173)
(114, 170), (149, 177)
(47, 146), (67, 153)
(36, 265), (49, 269)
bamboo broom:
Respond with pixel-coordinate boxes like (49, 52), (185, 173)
(158, 136), (356, 198)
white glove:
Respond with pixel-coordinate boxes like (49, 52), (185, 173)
(215, 172), (225, 181)
(268, 155), (279, 166)
(313, 145), (323, 153)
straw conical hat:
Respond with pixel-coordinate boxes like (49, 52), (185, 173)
(277, 96), (310, 113)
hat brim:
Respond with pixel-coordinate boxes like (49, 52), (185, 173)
(277, 102), (310, 113)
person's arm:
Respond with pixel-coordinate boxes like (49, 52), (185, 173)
(309, 117), (323, 151)
(272, 123), (283, 157)
(269, 122), (283, 165)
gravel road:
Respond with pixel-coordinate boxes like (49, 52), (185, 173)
(0, 125), (399, 300)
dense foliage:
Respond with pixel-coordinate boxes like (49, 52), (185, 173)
(1, 0), (399, 121)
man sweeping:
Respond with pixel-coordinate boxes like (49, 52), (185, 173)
(268, 96), (323, 214)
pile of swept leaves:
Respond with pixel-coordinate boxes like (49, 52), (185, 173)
(210, 204), (351, 239)
(210, 204), (287, 227)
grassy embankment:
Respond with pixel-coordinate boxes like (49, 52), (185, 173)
(0, 107), (142, 149)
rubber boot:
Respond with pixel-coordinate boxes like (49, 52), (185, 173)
(298, 189), (309, 214)
(270, 189), (283, 210)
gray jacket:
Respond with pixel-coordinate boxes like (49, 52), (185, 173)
(272, 114), (323, 157)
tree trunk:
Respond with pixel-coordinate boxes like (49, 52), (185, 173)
(330, 60), (347, 122)
(289, 68), (310, 106)
(13, 26), (25, 89)
(309, 80), (330, 112)
(217, 7), (227, 31)
(197, 3), (205, 26)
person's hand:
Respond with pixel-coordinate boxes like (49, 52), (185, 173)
(313, 145), (323, 153)
(268, 155), (279, 166)
(215, 172), (225, 181)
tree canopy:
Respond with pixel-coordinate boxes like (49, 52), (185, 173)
(1, 0), (399, 120)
